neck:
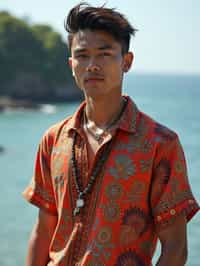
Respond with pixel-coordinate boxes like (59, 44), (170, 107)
(84, 94), (124, 129)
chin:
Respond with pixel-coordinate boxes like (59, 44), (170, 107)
(84, 86), (106, 95)
(85, 91), (110, 101)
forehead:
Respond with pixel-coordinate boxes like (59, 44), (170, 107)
(71, 29), (121, 52)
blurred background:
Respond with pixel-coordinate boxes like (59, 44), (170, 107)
(0, 0), (199, 265)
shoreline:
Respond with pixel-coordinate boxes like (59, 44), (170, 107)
(0, 96), (82, 112)
(0, 97), (41, 112)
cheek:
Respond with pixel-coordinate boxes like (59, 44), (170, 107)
(73, 64), (83, 78)
(72, 66), (85, 88)
(107, 65), (123, 80)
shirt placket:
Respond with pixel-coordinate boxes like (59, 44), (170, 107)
(71, 134), (91, 265)
(71, 132), (114, 265)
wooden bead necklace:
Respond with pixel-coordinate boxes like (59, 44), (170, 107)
(71, 132), (113, 216)
(71, 98), (127, 216)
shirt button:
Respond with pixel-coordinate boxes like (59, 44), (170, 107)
(157, 216), (162, 221)
(29, 191), (34, 197)
(188, 199), (194, 204)
(45, 203), (50, 208)
(170, 209), (176, 215)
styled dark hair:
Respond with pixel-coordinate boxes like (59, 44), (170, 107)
(64, 2), (137, 54)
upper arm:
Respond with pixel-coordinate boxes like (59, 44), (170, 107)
(26, 209), (57, 266)
(157, 214), (188, 258)
(151, 135), (199, 231)
(35, 208), (58, 238)
(23, 132), (57, 215)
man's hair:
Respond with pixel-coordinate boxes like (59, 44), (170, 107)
(64, 2), (137, 54)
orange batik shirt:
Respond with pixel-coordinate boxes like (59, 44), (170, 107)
(23, 95), (199, 266)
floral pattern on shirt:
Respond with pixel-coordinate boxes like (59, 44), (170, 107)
(23, 96), (199, 266)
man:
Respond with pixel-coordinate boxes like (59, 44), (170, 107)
(23, 3), (199, 266)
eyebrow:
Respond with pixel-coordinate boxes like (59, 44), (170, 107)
(74, 48), (87, 54)
(74, 44), (114, 54)
(98, 44), (113, 50)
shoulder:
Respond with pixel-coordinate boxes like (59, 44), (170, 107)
(137, 111), (186, 168)
(44, 116), (72, 138)
(138, 110), (178, 144)
(39, 116), (72, 152)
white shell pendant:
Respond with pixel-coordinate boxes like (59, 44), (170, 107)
(77, 198), (84, 208)
(73, 198), (85, 216)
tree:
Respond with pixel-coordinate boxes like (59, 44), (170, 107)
(0, 12), (44, 96)
(0, 12), (79, 102)
(31, 24), (72, 88)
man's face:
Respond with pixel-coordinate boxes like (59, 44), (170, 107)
(69, 29), (133, 99)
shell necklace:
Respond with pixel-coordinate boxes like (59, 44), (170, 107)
(84, 98), (127, 142)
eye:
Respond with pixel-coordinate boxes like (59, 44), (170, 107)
(76, 54), (89, 59)
(101, 52), (111, 57)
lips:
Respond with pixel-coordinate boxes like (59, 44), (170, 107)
(84, 76), (104, 83)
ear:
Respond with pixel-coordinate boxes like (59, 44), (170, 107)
(68, 57), (75, 76)
(123, 52), (134, 73)
(68, 57), (72, 69)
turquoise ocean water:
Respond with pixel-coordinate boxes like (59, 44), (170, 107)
(0, 74), (199, 265)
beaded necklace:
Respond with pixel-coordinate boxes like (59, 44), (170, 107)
(71, 132), (113, 216)
(71, 98), (127, 216)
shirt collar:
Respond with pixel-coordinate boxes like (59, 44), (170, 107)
(116, 95), (139, 133)
(63, 95), (139, 135)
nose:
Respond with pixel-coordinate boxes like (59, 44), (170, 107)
(86, 58), (101, 72)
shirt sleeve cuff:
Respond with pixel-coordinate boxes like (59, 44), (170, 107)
(154, 198), (200, 231)
(22, 186), (57, 216)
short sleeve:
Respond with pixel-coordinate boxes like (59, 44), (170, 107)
(22, 131), (57, 215)
(151, 135), (199, 231)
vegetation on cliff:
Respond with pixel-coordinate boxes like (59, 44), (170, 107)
(0, 11), (82, 104)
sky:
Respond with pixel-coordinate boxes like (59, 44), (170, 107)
(1, 0), (200, 75)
